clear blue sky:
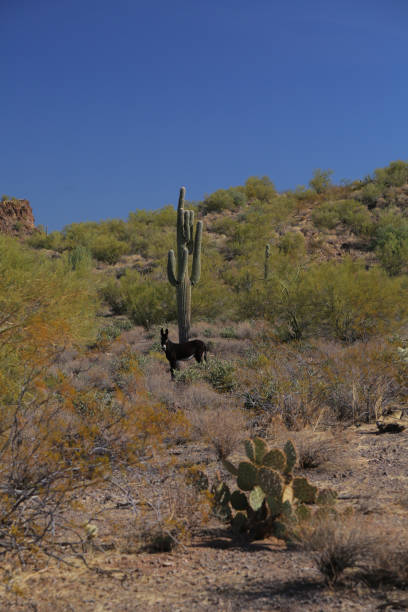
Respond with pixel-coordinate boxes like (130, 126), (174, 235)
(1, 0), (407, 230)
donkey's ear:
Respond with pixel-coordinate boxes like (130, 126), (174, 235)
(160, 328), (164, 334)
(165, 328), (168, 334)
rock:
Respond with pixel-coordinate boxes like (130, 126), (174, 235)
(376, 409), (407, 434)
(0, 198), (35, 235)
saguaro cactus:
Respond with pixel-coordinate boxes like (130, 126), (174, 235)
(167, 187), (203, 342)
(264, 243), (271, 281)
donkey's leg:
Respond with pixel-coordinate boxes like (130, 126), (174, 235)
(170, 359), (177, 379)
(194, 350), (202, 364)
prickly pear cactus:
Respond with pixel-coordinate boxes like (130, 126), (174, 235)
(219, 436), (337, 540)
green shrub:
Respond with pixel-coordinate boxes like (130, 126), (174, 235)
(244, 176), (276, 203)
(309, 168), (333, 194)
(66, 245), (93, 271)
(204, 358), (236, 392)
(199, 187), (246, 214)
(315, 260), (408, 341)
(90, 235), (128, 264)
(374, 160), (408, 188)
(119, 270), (176, 328)
(264, 259), (408, 341)
(27, 229), (66, 251)
(220, 327), (237, 339)
(95, 319), (133, 347)
(174, 364), (204, 385)
(357, 182), (383, 208)
(278, 232), (306, 256)
(312, 200), (373, 235)
(374, 210), (408, 275)
(100, 278), (127, 314)
(292, 185), (315, 201)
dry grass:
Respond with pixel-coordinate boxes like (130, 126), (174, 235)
(270, 426), (354, 472)
(359, 534), (408, 588)
(189, 406), (248, 459)
(104, 471), (212, 555)
(302, 515), (408, 589)
(301, 517), (376, 585)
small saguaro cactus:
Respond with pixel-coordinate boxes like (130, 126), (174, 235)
(264, 243), (271, 281)
(167, 187), (203, 342)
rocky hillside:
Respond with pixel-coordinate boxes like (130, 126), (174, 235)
(0, 198), (35, 236)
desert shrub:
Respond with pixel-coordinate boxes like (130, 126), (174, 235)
(27, 228), (66, 251)
(292, 185), (315, 201)
(192, 276), (236, 321)
(309, 168), (333, 194)
(220, 326), (237, 338)
(95, 319), (133, 349)
(356, 181), (383, 208)
(303, 518), (370, 585)
(126, 472), (211, 553)
(66, 245), (93, 271)
(274, 428), (352, 471)
(0, 235), (98, 380)
(203, 358), (236, 392)
(90, 234), (128, 264)
(359, 536), (408, 588)
(264, 259), (408, 342)
(315, 260), (408, 341)
(244, 176), (276, 202)
(174, 364), (204, 385)
(210, 216), (237, 235)
(374, 159), (408, 188)
(118, 270), (176, 328)
(265, 265), (316, 340)
(240, 338), (404, 427)
(190, 407), (247, 460)
(99, 277), (127, 314)
(199, 187), (245, 214)
(278, 232), (306, 256)
(0, 363), (186, 559)
(312, 199), (373, 235)
(317, 340), (403, 423)
(374, 209), (408, 275)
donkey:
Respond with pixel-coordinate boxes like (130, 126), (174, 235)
(160, 328), (207, 379)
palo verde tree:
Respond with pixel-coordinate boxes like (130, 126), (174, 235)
(167, 186), (203, 342)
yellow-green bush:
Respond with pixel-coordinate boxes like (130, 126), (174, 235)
(117, 270), (176, 328)
(263, 259), (408, 341)
(0, 235), (98, 386)
(312, 199), (373, 235)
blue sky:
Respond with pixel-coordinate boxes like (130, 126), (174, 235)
(1, 0), (407, 230)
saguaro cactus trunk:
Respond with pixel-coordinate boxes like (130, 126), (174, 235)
(167, 187), (203, 342)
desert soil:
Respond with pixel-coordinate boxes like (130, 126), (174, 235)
(1, 424), (408, 612)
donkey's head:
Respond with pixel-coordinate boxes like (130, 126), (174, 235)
(160, 328), (169, 351)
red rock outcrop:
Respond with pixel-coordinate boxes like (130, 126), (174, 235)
(0, 199), (35, 235)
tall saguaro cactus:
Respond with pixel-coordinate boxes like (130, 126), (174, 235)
(167, 187), (203, 342)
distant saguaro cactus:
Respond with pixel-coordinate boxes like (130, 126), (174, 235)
(167, 187), (203, 342)
(264, 243), (271, 281)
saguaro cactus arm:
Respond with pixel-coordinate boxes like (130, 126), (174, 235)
(191, 221), (203, 286)
(167, 250), (178, 286)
